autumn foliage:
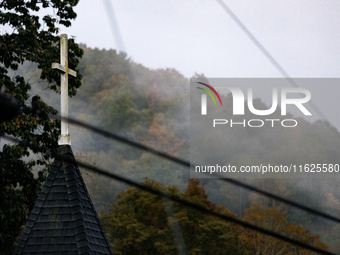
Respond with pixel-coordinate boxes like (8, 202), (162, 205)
(101, 179), (328, 255)
(239, 205), (327, 254)
(142, 121), (184, 156)
(101, 179), (239, 255)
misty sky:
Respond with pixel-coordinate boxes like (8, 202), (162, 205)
(1, 1), (339, 128)
(58, 0), (340, 79)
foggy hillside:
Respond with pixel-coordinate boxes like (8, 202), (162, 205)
(10, 45), (340, 252)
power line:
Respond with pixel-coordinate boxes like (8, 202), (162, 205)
(214, 0), (328, 120)
(2, 117), (336, 254)
(4, 113), (340, 223)
(102, 0), (126, 53)
(54, 152), (334, 255)
(2, 133), (336, 254)
(60, 116), (340, 224)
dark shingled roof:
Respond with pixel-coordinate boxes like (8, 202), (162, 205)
(14, 145), (114, 255)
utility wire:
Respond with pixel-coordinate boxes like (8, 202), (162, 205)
(58, 116), (340, 224)
(102, 0), (126, 53)
(0, 3), (333, 252)
(2, 133), (336, 254)
(2, 117), (337, 254)
(54, 153), (334, 255)
(88, 0), (332, 224)
(214, 0), (328, 120)
(4, 113), (340, 223)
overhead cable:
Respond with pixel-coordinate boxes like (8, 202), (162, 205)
(214, 0), (327, 120)
(59, 116), (340, 224)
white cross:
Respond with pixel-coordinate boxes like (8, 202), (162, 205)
(52, 34), (76, 145)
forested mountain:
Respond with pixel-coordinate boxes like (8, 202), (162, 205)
(11, 44), (340, 253)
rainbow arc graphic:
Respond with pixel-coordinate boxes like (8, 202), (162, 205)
(196, 82), (223, 106)
(196, 82), (222, 115)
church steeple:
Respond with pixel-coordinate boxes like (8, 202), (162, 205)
(14, 34), (113, 255)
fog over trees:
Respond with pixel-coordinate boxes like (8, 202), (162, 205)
(4, 44), (340, 254)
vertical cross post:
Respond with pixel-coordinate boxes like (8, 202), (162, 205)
(52, 34), (77, 145)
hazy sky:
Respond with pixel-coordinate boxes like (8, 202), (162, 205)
(58, 0), (340, 79)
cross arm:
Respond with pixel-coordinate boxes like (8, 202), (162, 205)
(52, 63), (77, 77)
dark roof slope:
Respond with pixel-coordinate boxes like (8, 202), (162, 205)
(14, 145), (113, 255)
